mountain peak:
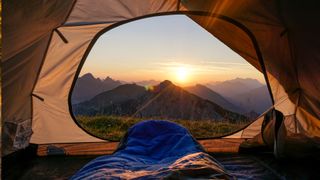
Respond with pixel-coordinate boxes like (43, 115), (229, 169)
(231, 78), (262, 85)
(104, 76), (115, 82)
(159, 80), (173, 88)
(72, 73), (122, 104)
(81, 73), (95, 80)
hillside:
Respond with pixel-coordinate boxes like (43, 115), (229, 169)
(185, 84), (243, 113)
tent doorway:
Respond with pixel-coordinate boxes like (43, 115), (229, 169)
(70, 14), (272, 141)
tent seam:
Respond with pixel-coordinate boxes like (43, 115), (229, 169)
(177, 0), (181, 11)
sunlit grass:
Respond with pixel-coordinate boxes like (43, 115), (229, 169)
(77, 115), (249, 141)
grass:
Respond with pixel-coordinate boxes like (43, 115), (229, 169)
(76, 115), (250, 141)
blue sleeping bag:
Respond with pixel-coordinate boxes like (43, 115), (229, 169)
(71, 120), (230, 179)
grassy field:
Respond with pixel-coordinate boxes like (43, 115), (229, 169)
(76, 115), (250, 141)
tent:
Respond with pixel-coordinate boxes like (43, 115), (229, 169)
(2, 0), (320, 177)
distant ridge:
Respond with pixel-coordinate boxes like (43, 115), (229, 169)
(71, 73), (122, 104)
(207, 78), (263, 98)
(206, 78), (271, 114)
(229, 86), (272, 114)
(134, 80), (161, 86)
(185, 84), (244, 113)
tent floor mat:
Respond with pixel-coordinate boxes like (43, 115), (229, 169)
(214, 153), (320, 179)
(4, 153), (320, 179)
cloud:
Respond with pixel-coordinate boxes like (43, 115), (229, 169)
(150, 60), (250, 75)
(199, 60), (250, 66)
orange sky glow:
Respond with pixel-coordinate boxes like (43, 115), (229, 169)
(80, 15), (265, 86)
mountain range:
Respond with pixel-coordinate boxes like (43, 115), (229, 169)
(73, 80), (248, 122)
(72, 73), (272, 115)
(71, 73), (121, 104)
(206, 78), (264, 98)
(206, 78), (272, 114)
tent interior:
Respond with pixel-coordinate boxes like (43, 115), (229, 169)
(2, 0), (320, 179)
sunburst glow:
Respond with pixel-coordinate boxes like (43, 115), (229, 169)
(176, 66), (189, 84)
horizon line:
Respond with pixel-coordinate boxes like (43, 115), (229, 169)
(79, 72), (267, 85)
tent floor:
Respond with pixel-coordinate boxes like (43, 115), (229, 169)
(215, 153), (320, 179)
(3, 152), (320, 179)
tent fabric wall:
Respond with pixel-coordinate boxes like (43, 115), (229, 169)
(279, 0), (320, 120)
(224, 115), (265, 139)
(2, 0), (76, 60)
(184, 0), (320, 152)
(65, 0), (179, 26)
(2, 0), (76, 155)
(31, 25), (109, 144)
(2, 34), (51, 154)
(268, 1), (320, 153)
(3, 0), (320, 156)
(186, 14), (261, 72)
(30, 0), (180, 145)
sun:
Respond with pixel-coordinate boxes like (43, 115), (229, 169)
(176, 66), (189, 83)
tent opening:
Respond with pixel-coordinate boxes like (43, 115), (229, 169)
(70, 15), (272, 141)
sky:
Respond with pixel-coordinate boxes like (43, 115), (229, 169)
(80, 15), (265, 86)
